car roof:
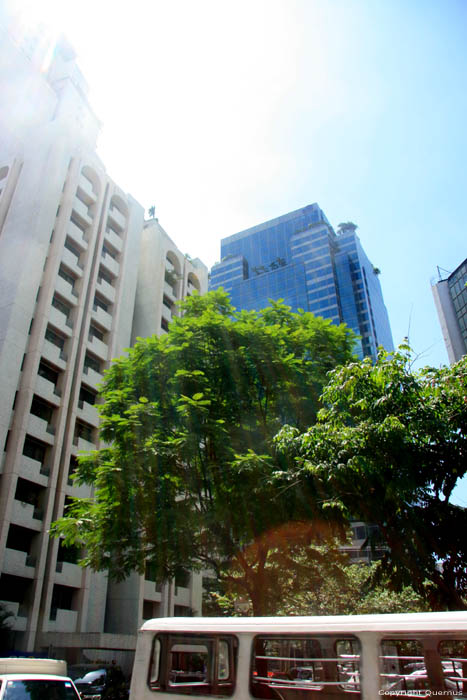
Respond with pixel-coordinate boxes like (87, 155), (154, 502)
(0, 675), (73, 681)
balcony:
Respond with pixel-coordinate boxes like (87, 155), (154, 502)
(0, 601), (28, 632)
(144, 580), (163, 602)
(96, 276), (116, 304)
(87, 333), (108, 361)
(72, 196), (93, 227)
(55, 274), (78, 305)
(164, 281), (176, 300)
(55, 561), (83, 587)
(107, 206), (126, 231)
(42, 339), (67, 369)
(173, 585), (191, 606)
(27, 414), (55, 445)
(83, 365), (104, 390)
(61, 247), (83, 276)
(35, 374), (61, 407)
(68, 219), (88, 250)
(48, 608), (78, 633)
(66, 478), (91, 499)
(19, 455), (50, 485)
(11, 500), (43, 531)
(77, 176), (96, 202)
(49, 306), (73, 337)
(3, 548), (36, 578)
(73, 435), (96, 452)
(104, 227), (123, 253)
(77, 400), (99, 428)
(162, 306), (173, 323)
(91, 305), (112, 332)
(101, 251), (120, 277)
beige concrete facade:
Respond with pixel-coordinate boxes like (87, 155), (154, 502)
(132, 218), (208, 341)
(0, 10), (206, 671)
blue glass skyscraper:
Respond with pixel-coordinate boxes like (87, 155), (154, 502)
(210, 203), (393, 359)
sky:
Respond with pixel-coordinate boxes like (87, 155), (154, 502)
(6, 0), (467, 504)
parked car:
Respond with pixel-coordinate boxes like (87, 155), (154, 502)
(0, 657), (81, 699)
(69, 665), (129, 700)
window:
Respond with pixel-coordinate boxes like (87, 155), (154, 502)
(93, 294), (109, 313)
(79, 385), (97, 406)
(30, 395), (54, 424)
(143, 600), (161, 620)
(84, 352), (102, 374)
(58, 265), (76, 288)
(438, 640), (467, 693)
(74, 419), (95, 444)
(64, 237), (81, 259)
(38, 360), (59, 386)
(163, 295), (173, 310)
(149, 634), (237, 695)
(102, 244), (117, 260)
(52, 295), (72, 323)
(57, 539), (80, 565)
(15, 477), (42, 509)
(89, 323), (105, 342)
(175, 569), (190, 589)
(50, 583), (77, 617)
(98, 266), (114, 285)
(251, 635), (360, 697)
(23, 435), (47, 464)
(45, 325), (66, 351)
(380, 639), (428, 693)
(68, 455), (79, 485)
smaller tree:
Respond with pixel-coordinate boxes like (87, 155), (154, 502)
(275, 345), (467, 610)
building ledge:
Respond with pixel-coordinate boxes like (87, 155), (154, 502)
(36, 631), (137, 651)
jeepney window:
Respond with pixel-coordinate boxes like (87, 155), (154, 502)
(218, 640), (230, 680)
(336, 639), (361, 691)
(438, 639), (467, 694)
(380, 639), (429, 694)
(169, 641), (210, 686)
(150, 637), (161, 684)
(148, 634), (237, 695)
(251, 635), (361, 697)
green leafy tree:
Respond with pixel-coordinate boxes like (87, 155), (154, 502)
(277, 561), (429, 616)
(275, 344), (467, 610)
(52, 290), (355, 615)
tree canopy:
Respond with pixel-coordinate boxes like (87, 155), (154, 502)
(52, 290), (356, 614)
(275, 344), (467, 610)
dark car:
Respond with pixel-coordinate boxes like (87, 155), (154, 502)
(69, 665), (128, 700)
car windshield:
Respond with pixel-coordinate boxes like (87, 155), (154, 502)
(3, 680), (80, 700)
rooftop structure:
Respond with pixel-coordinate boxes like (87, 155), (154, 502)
(210, 205), (394, 359)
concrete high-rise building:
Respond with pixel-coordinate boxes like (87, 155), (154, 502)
(0, 9), (207, 667)
(132, 217), (208, 341)
(210, 204), (394, 359)
(432, 258), (467, 364)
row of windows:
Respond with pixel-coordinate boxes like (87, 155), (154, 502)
(292, 241), (331, 259)
(306, 271), (335, 285)
(147, 633), (467, 696)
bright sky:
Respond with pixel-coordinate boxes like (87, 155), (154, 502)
(7, 0), (467, 504)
